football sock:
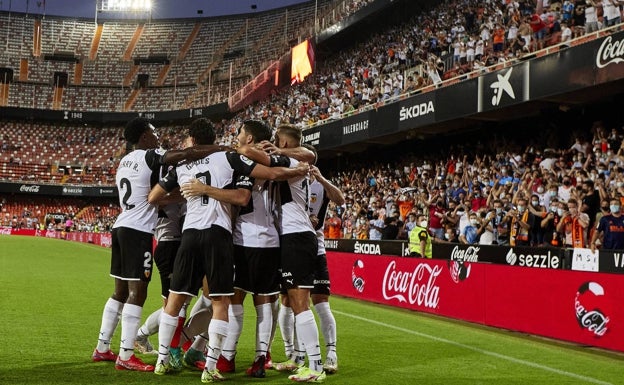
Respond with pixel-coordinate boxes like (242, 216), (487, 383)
(255, 303), (272, 358)
(314, 302), (337, 360)
(278, 305), (295, 359)
(156, 312), (178, 364)
(118, 303), (142, 361)
(205, 319), (228, 371)
(96, 298), (123, 353)
(295, 310), (322, 372)
(221, 304), (243, 360)
(138, 307), (162, 337)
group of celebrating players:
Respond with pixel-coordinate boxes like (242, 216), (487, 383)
(90, 117), (342, 383)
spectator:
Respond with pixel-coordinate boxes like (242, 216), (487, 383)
(591, 198), (624, 250)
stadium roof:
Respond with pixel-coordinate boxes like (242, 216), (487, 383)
(0, 0), (310, 19)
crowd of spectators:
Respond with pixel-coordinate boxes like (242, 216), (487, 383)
(317, 119), (623, 250)
(221, 0), (621, 133)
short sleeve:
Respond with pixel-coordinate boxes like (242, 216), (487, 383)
(145, 148), (166, 170)
(159, 168), (179, 192)
(226, 152), (257, 176)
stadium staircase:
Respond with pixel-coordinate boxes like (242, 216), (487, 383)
(89, 24), (103, 60)
(74, 61), (83, 85)
(232, 13), (288, 78)
(33, 19), (42, 57)
(154, 22), (202, 87)
(178, 22), (202, 61)
(123, 24), (144, 61)
(124, 88), (141, 111)
(123, 64), (140, 87)
(19, 58), (28, 81)
(184, 23), (249, 107)
(0, 83), (8, 106)
(52, 85), (64, 109)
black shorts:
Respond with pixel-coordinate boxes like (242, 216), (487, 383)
(311, 253), (330, 296)
(154, 240), (181, 298)
(280, 231), (318, 290)
(170, 226), (234, 297)
(110, 227), (154, 282)
(234, 245), (281, 296)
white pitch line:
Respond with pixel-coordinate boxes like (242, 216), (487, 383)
(334, 310), (613, 385)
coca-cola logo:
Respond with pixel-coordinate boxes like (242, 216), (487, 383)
(575, 282), (610, 337)
(19, 184), (40, 193)
(382, 260), (441, 308)
(0, 228), (12, 235)
(450, 245), (480, 262)
(596, 36), (624, 68)
(101, 234), (112, 248)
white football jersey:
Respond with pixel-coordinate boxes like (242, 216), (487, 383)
(309, 179), (330, 255)
(271, 155), (315, 235)
(232, 179), (280, 248)
(113, 148), (165, 233)
(160, 151), (255, 233)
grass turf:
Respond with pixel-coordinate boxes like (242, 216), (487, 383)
(0, 235), (622, 385)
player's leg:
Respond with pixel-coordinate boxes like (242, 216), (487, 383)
(201, 226), (235, 383)
(312, 252), (338, 373)
(114, 228), (154, 372)
(93, 228), (126, 362)
(216, 289), (245, 373)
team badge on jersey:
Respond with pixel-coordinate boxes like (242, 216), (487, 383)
(310, 192), (318, 204)
(240, 155), (254, 165)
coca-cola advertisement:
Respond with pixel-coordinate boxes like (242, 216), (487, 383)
(327, 251), (624, 353)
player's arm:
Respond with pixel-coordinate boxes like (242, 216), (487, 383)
(259, 140), (316, 164)
(310, 165), (345, 205)
(237, 144), (272, 166)
(250, 162), (309, 181)
(163, 144), (231, 165)
(180, 178), (252, 207)
(154, 189), (184, 206)
(148, 168), (179, 205)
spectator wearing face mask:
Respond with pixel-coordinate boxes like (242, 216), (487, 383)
(591, 198), (624, 251)
(528, 194), (548, 245)
(557, 199), (590, 248)
(508, 198), (532, 246)
(409, 214), (432, 258)
(541, 199), (561, 246)
(558, 177), (575, 202)
(460, 212), (484, 245)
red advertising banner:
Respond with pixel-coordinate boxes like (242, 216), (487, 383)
(327, 251), (624, 353)
(2, 228), (112, 248)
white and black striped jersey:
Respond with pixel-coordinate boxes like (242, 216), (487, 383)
(309, 179), (330, 255)
(113, 148), (165, 233)
(232, 179), (280, 248)
(270, 155), (315, 236)
(159, 151), (255, 233)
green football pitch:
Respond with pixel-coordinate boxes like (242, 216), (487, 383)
(0, 236), (622, 385)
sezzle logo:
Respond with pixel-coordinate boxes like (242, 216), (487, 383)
(450, 245), (480, 262)
(382, 260), (441, 308)
(19, 185), (40, 193)
(596, 36), (624, 68)
(575, 282), (610, 337)
(354, 241), (381, 255)
(505, 248), (560, 269)
(399, 101), (434, 121)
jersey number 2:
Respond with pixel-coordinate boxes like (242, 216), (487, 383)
(120, 178), (135, 210)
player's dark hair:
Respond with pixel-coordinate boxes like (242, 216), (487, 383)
(188, 118), (216, 145)
(243, 120), (272, 143)
(301, 143), (318, 165)
(124, 117), (151, 145)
